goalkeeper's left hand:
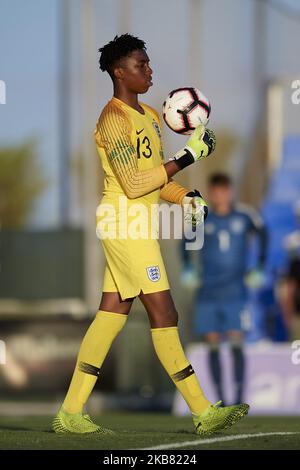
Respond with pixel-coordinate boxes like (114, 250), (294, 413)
(244, 268), (266, 290)
(182, 189), (208, 232)
(170, 127), (216, 169)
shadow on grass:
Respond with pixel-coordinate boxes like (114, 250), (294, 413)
(0, 424), (52, 433)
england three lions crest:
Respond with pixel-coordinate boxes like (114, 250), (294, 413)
(146, 265), (161, 282)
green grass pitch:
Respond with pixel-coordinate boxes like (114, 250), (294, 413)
(0, 414), (299, 450)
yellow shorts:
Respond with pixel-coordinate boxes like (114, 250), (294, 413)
(101, 237), (170, 300)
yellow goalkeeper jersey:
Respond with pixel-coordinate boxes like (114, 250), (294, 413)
(94, 96), (168, 207)
(95, 96), (189, 209)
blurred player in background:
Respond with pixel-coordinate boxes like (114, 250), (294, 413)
(52, 34), (249, 437)
(181, 173), (268, 404)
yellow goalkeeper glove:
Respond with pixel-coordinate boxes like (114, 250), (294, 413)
(170, 126), (216, 169)
(182, 189), (208, 232)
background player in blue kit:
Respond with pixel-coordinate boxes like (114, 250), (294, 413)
(181, 173), (268, 405)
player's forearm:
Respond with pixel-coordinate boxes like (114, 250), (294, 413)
(164, 160), (182, 179)
(116, 163), (168, 199)
(124, 160), (190, 200)
(121, 161), (188, 200)
(114, 157), (187, 200)
(160, 178), (189, 204)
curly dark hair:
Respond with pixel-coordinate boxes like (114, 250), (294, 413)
(98, 34), (146, 77)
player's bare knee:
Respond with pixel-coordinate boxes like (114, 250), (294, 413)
(159, 305), (178, 325)
(167, 307), (178, 325)
(148, 307), (178, 328)
(99, 292), (133, 315)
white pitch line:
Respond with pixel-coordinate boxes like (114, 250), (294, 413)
(139, 432), (300, 450)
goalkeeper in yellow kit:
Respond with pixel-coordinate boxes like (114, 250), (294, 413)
(53, 34), (249, 436)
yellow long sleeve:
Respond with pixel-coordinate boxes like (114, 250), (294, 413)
(95, 105), (168, 199)
(160, 178), (189, 205)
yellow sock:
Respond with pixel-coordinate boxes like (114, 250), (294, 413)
(63, 310), (127, 414)
(151, 326), (211, 415)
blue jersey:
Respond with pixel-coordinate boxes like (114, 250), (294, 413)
(182, 204), (267, 301)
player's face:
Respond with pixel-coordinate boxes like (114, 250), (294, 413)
(119, 49), (153, 94)
(208, 184), (233, 209)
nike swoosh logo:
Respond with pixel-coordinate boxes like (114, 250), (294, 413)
(136, 128), (144, 135)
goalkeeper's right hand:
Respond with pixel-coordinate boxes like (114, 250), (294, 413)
(170, 125), (216, 170)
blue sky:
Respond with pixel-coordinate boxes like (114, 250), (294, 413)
(0, 0), (59, 226)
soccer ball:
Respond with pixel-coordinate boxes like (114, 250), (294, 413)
(162, 87), (211, 135)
